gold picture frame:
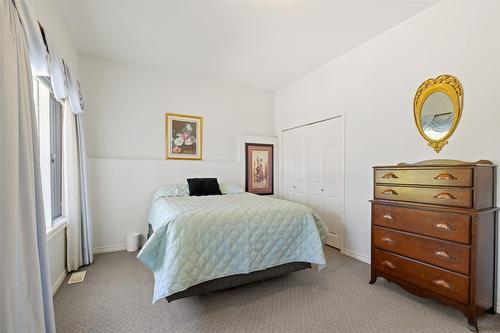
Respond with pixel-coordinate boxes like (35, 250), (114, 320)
(165, 113), (203, 160)
(413, 74), (463, 153)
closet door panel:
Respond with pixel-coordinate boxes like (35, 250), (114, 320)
(307, 122), (324, 221)
(326, 118), (344, 248)
(325, 118), (344, 248)
(281, 130), (295, 201)
(307, 118), (344, 249)
(293, 127), (308, 205)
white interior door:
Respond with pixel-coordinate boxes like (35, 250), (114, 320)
(307, 117), (344, 249)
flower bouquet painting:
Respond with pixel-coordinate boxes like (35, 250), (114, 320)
(165, 113), (202, 160)
(245, 143), (273, 195)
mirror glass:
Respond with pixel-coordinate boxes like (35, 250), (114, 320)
(420, 91), (454, 140)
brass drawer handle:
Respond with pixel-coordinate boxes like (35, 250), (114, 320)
(433, 250), (454, 260)
(433, 223), (455, 231)
(383, 213), (396, 221)
(433, 192), (457, 200)
(381, 237), (395, 245)
(381, 260), (396, 270)
(434, 173), (458, 181)
(432, 279), (453, 290)
(382, 189), (398, 196)
(382, 172), (399, 179)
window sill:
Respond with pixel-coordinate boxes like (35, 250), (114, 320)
(47, 218), (67, 241)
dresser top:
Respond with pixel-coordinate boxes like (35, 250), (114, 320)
(374, 159), (495, 169)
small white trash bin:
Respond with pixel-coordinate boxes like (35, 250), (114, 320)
(126, 232), (141, 252)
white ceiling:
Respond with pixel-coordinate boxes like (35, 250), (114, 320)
(57, 1), (437, 90)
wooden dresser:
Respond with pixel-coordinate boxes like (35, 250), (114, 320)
(370, 160), (497, 332)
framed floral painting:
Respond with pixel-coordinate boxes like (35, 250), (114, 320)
(165, 113), (203, 160)
(245, 143), (273, 195)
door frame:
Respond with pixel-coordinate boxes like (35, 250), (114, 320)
(279, 115), (346, 253)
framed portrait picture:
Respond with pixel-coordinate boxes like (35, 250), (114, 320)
(245, 143), (273, 195)
(165, 113), (203, 160)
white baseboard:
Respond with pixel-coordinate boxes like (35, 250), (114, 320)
(342, 248), (371, 264)
(93, 244), (127, 254)
(52, 270), (67, 296)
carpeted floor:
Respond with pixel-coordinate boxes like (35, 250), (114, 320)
(54, 246), (500, 333)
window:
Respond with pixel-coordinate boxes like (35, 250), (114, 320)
(50, 95), (63, 220)
(33, 77), (64, 230)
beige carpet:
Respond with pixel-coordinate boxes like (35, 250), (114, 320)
(54, 247), (500, 333)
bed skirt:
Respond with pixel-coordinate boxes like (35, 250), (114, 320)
(166, 261), (311, 302)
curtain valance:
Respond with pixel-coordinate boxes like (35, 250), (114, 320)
(12, 0), (49, 76)
(421, 112), (454, 133)
(63, 61), (84, 114)
(46, 33), (66, 100)
(12, 0), (84, 113)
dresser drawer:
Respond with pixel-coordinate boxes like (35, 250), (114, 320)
(373, 227), (470, 275)
(373, 249), (470, 304)
(375, 168), (473, 187)
(374, 185), (472, 208)
(372, 204), (471, 244)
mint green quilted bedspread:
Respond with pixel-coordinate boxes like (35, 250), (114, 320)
(138, 193), (328, 302)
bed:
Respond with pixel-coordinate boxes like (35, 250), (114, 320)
(138, 185), (328, 303)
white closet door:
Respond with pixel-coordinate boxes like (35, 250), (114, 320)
(281, 130), (295, 201)
(282, 127), (308, 203)
(282, 117), (344, 249)
(307, 117), (344, 249)
(292, 126), (308, 205)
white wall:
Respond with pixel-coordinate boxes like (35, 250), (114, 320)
(30, 0), (80, 293)
(275, 1), (500, 305)
(47, 226), (66, 295)
(79, 55), (275, 251)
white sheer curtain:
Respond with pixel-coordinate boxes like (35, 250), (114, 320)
(63, 101), (83, 271)
(0, 1), (55, 331)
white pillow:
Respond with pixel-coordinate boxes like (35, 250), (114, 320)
(153, 184), (189, 200)
(219, 183), (244, 195)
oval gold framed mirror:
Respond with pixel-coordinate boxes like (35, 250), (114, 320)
(413, 75), (463, 153)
